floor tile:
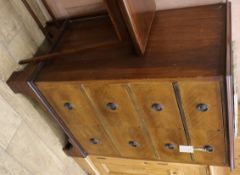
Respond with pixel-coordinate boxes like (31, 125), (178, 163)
(6, 122), (66, 175)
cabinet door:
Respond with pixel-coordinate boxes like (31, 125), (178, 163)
(130, 82), (191, 162)
(83, 83), (156, 159)
(37, 82), (119, 157)
(178, 81), (226, 165)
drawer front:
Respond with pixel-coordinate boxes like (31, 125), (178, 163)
(91, 156), (209, 175)
(83, 83), (156, 159)
(130, 82), (191, 162)
(178, 81), (226, 165)
(37, 82), (119, 156)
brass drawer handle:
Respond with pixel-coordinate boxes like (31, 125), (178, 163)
(196, 103), (208, 112)
(151, 103), (164, 111)
(64, 102), (74, 110)
(106, 102), (118, 110)
(128, 141), (139, 148)
(89, 138), (99, 145)
(164, 143), (175, 150)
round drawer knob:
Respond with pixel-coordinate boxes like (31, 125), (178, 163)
(164, 143), (175, 150)
(196, 103), (208, 112)
(106, 102), (118, 111)
(128, 141), (139, 148)
(89, 138), (99, 145)
(64, 102), (74, 110)
(151, 103), (163, 111)
(203, 145), (214, 153)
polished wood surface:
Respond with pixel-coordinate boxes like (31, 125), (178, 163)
(179, 81), (226, 165)
(83, 83), (157, 159)
(118, 0), (156, 54)
(130, 82), (191, 162)
(36, 4), (226, 82)
(55, 15), (120, 52)
(36, 79), (228, 165)
(90, 156), (209, 175)
(225, 2), (235, 170)
(44, 0), (106, 19)
(103, 0), (129, 41)
(37, 82), (119, 157)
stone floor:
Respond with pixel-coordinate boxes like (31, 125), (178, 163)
(0, 1), (85, 175)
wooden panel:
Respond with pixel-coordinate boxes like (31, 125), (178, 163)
(36, 5), (227, 82)
(118, 0), (156, 55)
(83, 83), (156, 159)
(55, 15), (119, 52)
(209, 166), (230, 175)
(44, 0), (106, 19)
(75, 158), (98, 175)
(37, 82), (119, 157)
(155, 0), (223, 10)
(130, 82), (191, 162)
(90, 156), (209, 175)
(225, 1), (234, 170)
(103, 0), (129, 41)
(178, 81), (226, 165)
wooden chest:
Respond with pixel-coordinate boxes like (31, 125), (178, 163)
(8, 1), (234, 172)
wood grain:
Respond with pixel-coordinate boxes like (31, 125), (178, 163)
(118, 0), (156, 55)
(83, 83), (157, 160)
(225, 1), (235, 170)
(103, 0), (129, 41)
(90, 156), (209, 175)
(130, 82), (191, 162)
(75, 158), (99, 175)
(178, 81), (226, 165)
(37, 82), (120, 157)
(36, 4), (227, 82)
(55, 15), (120, 52)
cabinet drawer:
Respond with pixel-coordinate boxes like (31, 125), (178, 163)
(178, 81), (226, 165)
(83, 83), (156, 159)
(37, 82), (119, 157)
(130, 82), (191, 162)
(91, 156), (209, 175)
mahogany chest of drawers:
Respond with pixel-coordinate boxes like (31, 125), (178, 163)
(7, 0), (235, 172)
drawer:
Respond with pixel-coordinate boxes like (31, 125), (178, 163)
(178, 81), (226, 165)
(130, 82), (191, 162)
(91, 156), (209, 175)
(83, 83), (156, 159)
(37, 82), (119, 157)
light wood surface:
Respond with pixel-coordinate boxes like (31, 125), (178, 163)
(178, 81), (226, 165)
(130, 82), (191, 162)
(37, 82), (120, 156)
(37, 79), (228, 165)
(83, 83), (157, 159)
(75, 158), (98, 175)
(90, 156), (209, 175)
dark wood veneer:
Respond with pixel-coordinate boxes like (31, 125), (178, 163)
(225, 1), (235, 170)
(35, 4), (227, 82)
